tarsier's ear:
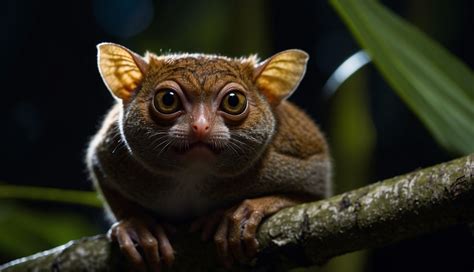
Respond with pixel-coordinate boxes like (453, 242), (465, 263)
(97, 43), (148, 101)
(254, 49), (309, 105)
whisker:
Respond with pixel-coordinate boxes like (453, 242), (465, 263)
(230, 137), (255, 152)
(152, 137), (172, 152)
(112, 140), (126, 154)
(227, 140), (244, 155)
(233, 133), (260, 143)
(150, 135), (169, 148)
(154, 139), (169, 155)
(226, 142), (239, 157)
(158, 138), (175, 156)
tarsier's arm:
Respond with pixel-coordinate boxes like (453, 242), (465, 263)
(195, 149), (330, 267)
(97, 181), (146, 220)
(88, 151), (176, 271)
(258, 150), (331, 198)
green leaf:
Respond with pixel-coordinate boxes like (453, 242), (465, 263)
(330, 0), (474, 154)
(0, 185), (102, 208)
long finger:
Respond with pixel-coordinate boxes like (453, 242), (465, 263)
(116, 226), (147, 272)
(242, 211), (264, 258)
(228, 210), (246, 262)
(214, 216), (233, 268)
(201, 210), (224, 241)
(155, 225), (175, 267)
(136, 224), (161, 272)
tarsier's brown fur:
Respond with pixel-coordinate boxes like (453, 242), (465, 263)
(87, 43), (331, 270)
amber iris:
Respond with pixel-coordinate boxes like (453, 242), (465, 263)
(154, 89), (180, 114)
(221, 91), (247, 115)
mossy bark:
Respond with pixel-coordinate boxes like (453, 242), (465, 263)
(1, 154), (472, 271)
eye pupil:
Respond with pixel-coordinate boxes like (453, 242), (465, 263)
(221, 90), (247, 115)
(162, 91), (175, 106)
(227, 92), (240, 108)
(153, 89), (180, 114)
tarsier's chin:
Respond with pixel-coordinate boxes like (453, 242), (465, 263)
(97, 43), (309, 176)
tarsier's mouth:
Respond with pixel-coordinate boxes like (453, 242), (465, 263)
(173, 141), (222, 155)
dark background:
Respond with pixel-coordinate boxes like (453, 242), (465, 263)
(1, 0), (473, 271)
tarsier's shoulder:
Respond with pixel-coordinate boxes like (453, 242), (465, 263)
(96, 104), (121, 138)
(88, 103), (122, 156)
(271, 101), (329, 159)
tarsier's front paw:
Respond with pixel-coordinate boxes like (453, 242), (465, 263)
(191, 203), (262, 268)
(215, 200), (264, 267)
(109, 217), (175, 272)
(191, 196), (298, 268)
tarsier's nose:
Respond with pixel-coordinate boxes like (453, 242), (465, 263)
(191, 116), (211, 140)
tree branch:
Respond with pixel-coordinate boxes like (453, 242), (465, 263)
(1, 154), (473, 271)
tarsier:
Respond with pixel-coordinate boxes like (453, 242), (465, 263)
(87, 43), (331, 271)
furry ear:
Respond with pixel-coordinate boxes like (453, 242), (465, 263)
(97, 43), (148, 100)
(254, 49), (309, 105)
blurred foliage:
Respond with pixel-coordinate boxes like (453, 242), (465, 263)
(322, 69), (374, 272)
(132, 0), (270, 57)
(328, 70), (375, 193)
(0, 202), (99, 263)
(0, 186), (101, 262)
(330, 0), (474, 155)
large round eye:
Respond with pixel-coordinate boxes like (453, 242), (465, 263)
(153, 89), (181, 114)
(220, 91), (247, 115)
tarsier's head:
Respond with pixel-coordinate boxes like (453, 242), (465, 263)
(97, 43), (308, 176)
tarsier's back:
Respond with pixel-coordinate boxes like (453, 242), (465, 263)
(86, 43), (331, 269)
